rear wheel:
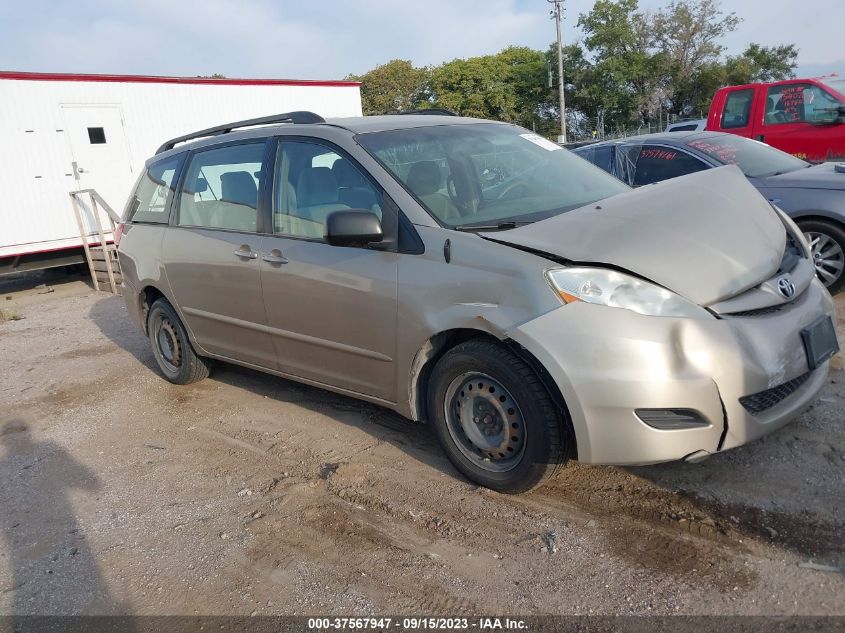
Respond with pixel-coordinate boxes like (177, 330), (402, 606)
(799, 220), (845, 294)
(147, 298), (211, 384)
(427, 339), (571, 493)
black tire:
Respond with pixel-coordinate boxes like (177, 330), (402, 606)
(147, 298), (211, 385)
(798, 219), (845, 294)
(427, 339), (571, 493)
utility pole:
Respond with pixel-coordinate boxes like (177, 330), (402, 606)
(547, 0), (567, 143)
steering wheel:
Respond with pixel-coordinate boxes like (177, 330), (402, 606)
(446, 175), (472, 217)
(496, 181), (532, 200)
(447, 175), (459, 203)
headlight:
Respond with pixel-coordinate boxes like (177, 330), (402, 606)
(771, 205), (810, 258)
(545, 267), (711, 319)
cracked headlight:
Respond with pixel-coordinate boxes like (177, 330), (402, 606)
(546, 267), (712, 319)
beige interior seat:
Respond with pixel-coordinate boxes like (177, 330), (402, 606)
(405, 160), (459, 221)
(296, 167), (350, 226)
(218, 171), (258, 232)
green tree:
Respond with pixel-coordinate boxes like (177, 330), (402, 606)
(576, 0), (662, 131)
(347, 60), (431, 115)
(346, 0), (801, 139)
(654, 0), (741, 115)
(724, 43), (799, 85)
(430, 46), (551, 129)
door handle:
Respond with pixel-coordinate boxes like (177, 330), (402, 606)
(234, 246), (257, 259)
(262, 249), (289, 265)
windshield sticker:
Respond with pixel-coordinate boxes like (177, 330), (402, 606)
(776, 85), (806, 122)
(639, 148), (677, 160)
(688, 139), (739, 165)
(519, 133), (562, 151)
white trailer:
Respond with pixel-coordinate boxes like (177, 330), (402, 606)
(0, 71), (362, 271)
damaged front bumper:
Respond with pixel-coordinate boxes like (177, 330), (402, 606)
(508, 277), (837, 465)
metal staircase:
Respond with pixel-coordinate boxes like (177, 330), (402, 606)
(69, 189), (122, 294)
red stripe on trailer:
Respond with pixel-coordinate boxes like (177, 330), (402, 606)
(1, 241), (112, 259)
(0, 71), (361, 88)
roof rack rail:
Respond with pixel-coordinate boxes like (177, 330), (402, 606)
(396, 108), (458, 116)
(155, 111), (325, 154)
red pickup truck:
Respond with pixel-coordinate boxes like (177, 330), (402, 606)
(706, 76), (845, 162)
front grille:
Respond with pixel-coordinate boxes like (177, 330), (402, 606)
(728, 304), (787, 318)
(739, 371), (812, 415)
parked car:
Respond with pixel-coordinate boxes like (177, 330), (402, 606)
(666, 118), (706, 132)
(706, 76), (845, 162)
(574, 131), (845, 293)
(117, 112), (838, 493)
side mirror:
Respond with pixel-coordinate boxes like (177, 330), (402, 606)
(325, 210), (383, 247)
(811, 106), (845, 125)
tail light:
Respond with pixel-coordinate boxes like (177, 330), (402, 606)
(114, 223), (125, 249)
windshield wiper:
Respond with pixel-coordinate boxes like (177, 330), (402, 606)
(453, 221), (531, 232)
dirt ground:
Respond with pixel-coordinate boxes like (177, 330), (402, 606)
(0, 269), (843, 616)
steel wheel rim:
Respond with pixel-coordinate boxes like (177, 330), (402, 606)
(805, 231), (845, 287)
(443, 372), (526, 472)
(154, 315), (182, 372)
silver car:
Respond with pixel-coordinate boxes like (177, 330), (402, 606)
(117, 112), (839, 493)
(573, 131), (845, 293)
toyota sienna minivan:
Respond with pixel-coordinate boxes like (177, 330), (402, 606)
(117, 111), (839, 493)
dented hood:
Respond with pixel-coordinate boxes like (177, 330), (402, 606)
(494, 165), (786, 306)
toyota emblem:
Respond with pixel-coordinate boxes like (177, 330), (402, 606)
(777, 277), (796, 299)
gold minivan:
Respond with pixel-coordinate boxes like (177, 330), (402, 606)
(118, 111), (838, 492)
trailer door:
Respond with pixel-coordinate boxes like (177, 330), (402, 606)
(61, 105), (135, 212)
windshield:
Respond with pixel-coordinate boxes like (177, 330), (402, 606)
(820, 77), (845, 98)
(356, 123), (629, 229)
(686, 134), (808, 178)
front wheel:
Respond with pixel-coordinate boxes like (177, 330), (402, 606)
(427, 339), (571, 493)
(147, 298), (212, 384)
(799, 220), (845, 294)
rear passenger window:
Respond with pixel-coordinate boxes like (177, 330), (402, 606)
(615, 144), (709, 187)
(126, 155), (182, 223)
(632, 145), (708, 186)
(178, 143), (265, 232)
(721, 89), (754, 129)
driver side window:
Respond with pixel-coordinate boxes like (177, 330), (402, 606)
(765, 83), (843, 125)
(273, 141), (382, 239)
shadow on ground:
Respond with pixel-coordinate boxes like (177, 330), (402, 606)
(0, 420), (133, 617)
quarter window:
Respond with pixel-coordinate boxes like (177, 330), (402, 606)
(178, 143), (265, 232)
(126, 155), (182, 224)
(273, 141), (382, 239)
(721, 89), (754, 129)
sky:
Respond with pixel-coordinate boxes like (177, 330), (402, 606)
(1, 0), (842, 80)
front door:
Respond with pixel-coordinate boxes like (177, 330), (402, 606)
(162, 140), (275, 369)
(758, 82), (845, 161)
(61, 105), (135, 211)
(259, 139), (398, 400)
